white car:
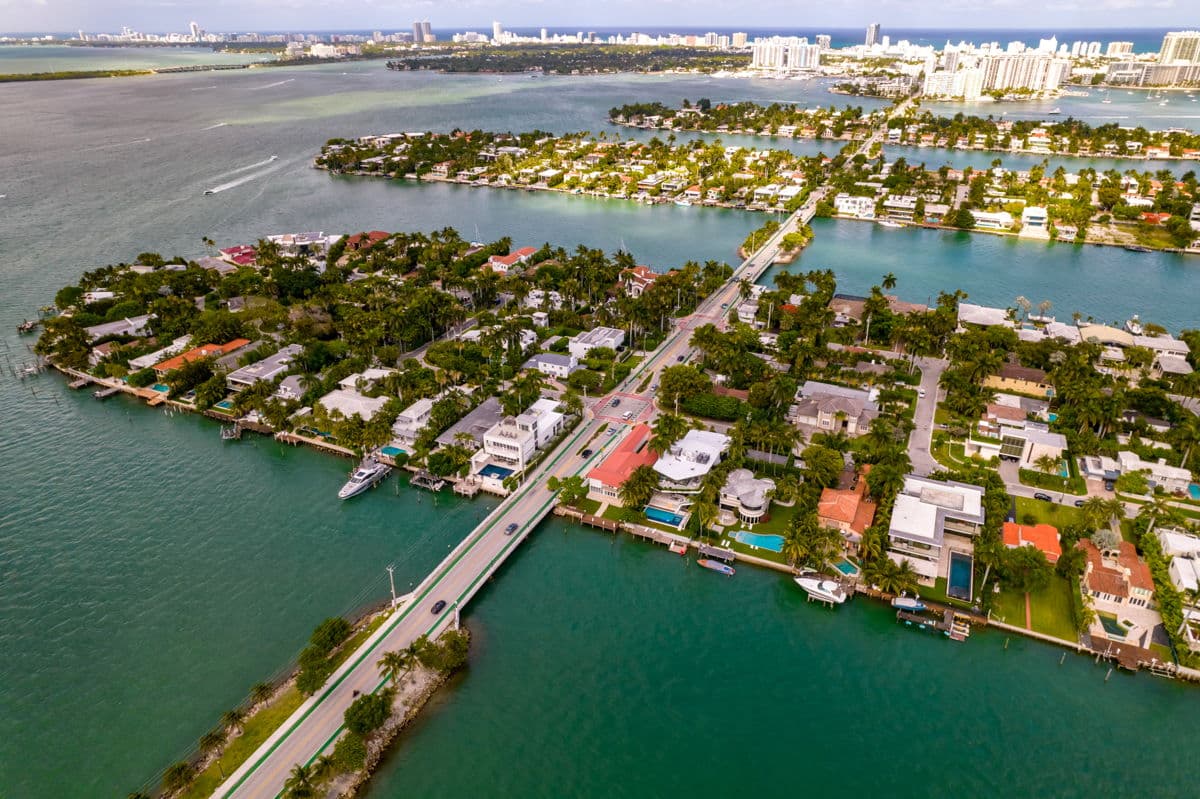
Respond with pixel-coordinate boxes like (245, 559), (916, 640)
(621, 411), (633, 420)
(918, 388), (927, 398)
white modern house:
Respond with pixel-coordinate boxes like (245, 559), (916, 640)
(834, 193), (876, 219)
(523, 353), (579, 379)
(84, 314), (155, 343)
(568, 327), (625, 359)
(481, 398), (564, 470)
(653, 429), (731, 491)
(887, 476), (986, 586)
(391, 397), (435, 448)
(128, 335), (191, 371)
(719, 469), (776, 523)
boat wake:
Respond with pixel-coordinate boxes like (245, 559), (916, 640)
(86, 137), (153, 151)
(250, 78), (295, 90)
(203, 162), (282, 195)
(201, 122), (229, 131)
(207, 155), (280, 182)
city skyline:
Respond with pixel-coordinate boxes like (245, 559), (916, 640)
(0, 0), (1191, 35)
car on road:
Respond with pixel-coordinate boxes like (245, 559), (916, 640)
(581, 448), (593, 458)
(431, 600), (447, 614)
(504, 522), (519, 536)
(720, 303), (728, 309)
(1033, 492), (1053, 502)
(610, 398), (620, 407)
(1073, 499), (1086, 507)
(918, 388), (927, 398)
(676, 355), (685, 362)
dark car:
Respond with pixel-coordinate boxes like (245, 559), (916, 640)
(1033, 492), (1053, 502)
(431, 600), (447, 614)
(676, 355), (685, 362)
(1074, 499), (1086, 507)
(1104, 480), (1115, 492)
(581, 448), (593, 458)
(611, 398), (620, 407)
(505, 522), (519, 536)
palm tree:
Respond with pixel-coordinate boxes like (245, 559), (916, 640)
(312, 754), (337, 781)
(220, 708), (245, 735)
(690, 499), (719, 539)
(881, 272), (897, 291)
(619, 465), (661, 511)
(284, 763), (316, 799)
(649, 413), (689, 455)
(1034, 453), (1060, 475)
(251, 682), (274, 706)
(378, 650), (412, 687)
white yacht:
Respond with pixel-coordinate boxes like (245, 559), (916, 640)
(1124, 315), (1144, 336)
(794, 573), (848, 605)
(338, 458), (392, 500)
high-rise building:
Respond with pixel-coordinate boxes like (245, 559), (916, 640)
(816, 34), (831, 50)
(732, 32), (748, 48)
(978, 52), (1071, 93)
(540, 28), (548, 42)
(1106, 41), (1133, 58)
(1159, 31), (1200, 65)
(412, 21), (422, 43)
(492, 21), (503, 41)
(865, 23), (880, 47)
(750, 36), (820, 71)
(421, 21), (433, 42)
(189, 21), (201, 41)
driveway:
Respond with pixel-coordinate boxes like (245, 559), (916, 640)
(908, 356), (947, 476)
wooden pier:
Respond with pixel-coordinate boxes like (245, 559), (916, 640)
(410, 471), (447, 492)
(453, 478), (481, 497)
(66, 376), (92, 389)
(895, 608), (971, 640)
(92, 386), (121, 400)
(552, 505), (621, 532)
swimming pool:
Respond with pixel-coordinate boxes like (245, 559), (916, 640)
(152, 383), (170, 393)
(1048, 413), (1058, 423)
(732, 531), (784, 552)
(1190, 484), (1200, 501)
(947, 551), (973, 601)
(1098, 614), (1128, 638)
(645, 506), (685, 527)
(835, 559), (860, 576)
(381, 446), (405, 458)
(215, 400), (234, 411)
(479, 464), (514, 480)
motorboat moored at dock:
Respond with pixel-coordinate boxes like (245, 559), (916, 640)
(697, 558), (735, 576)
(794, 573), (847, 605)
(891, 594), (926, 612)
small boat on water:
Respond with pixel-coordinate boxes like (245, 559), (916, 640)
(1123, 244), (1152, 253)
(697, 558), (735, 576)
(338, 457), (392, 500)
(16, 319), (39, 333)
(674, 198), (692, 207)
(794, 573), (847, 604)
(876, 219), (904, 229)
(1046, 107), (1062, 115)
(1124, 315), (1143, 335)
(891, 594), (926, 612)
(203, 189), (215, 195)
(1101, 98), (1112, 104)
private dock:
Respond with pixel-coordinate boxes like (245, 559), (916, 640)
(92, 386), (121, 400)
(410, 471), (446, 492)
(895, 608), (972, 641)
(67, 376), (93, 389)
(552, 506), (620, 531)
(453, 478), (481, 497)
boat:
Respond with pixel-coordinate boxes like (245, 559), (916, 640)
(697, 558), (735, 576)
(203, 189), (215, 195)
(1101, 98), (1112, 104)
(876, 219), (904, 229)
(1046, 107), (1061, 115)
(16, 319), (39, 333)
(338, 457), (392, 500)
(1123, 245), (1152, 253)
(794, 573), (847, 604)
(673, 198), (692, 207)
(220, 424), (242, 441)
(891, 594), (926, 612)
(1124, 315), (1143, 335)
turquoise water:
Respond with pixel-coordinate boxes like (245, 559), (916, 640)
(732, 530), (785, 552)
(380, 445), (405, 457)
(2, 61), (1200, 798)
(1189, 484), (1200, 501)
(214, 399), (234, 411)
(151, 383), (169, 393)
(948, 552), (973, 601)
(1099, 614), (1129, 638)
(835, 558), (859, 576)
(478, 464), (514, 479)
(644, 506), (684, 527)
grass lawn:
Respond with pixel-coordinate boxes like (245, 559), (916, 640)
(720, 534), (788, 565)
(1013, 497), (1083, 529)
(746, 504), (798, 536)
(1018, 468), (1086, 496)
(932, 439), (972, 470)
(993, 576), (1077, 641)
(575, 497), (602, 515)
(179, 611), (391, 799)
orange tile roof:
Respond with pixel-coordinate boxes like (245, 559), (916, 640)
(1003, 522), (1062, 563)
(1078, 539), (1155, 597)
(817, 466), (876, 534)
(587, 424), (657, 489)
(153, 339), (250, 373)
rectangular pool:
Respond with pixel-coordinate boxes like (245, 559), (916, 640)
(732, 531), (785, 552)
(1190, 484), (1200, 501)
(835, 559), (859, 576)
(480, 464), (514, 479)
(152, 383), (170, 393)
(645, 506), (685, 527)
(215, 400), (234, 411)
(381, 446), (406, 458)
(947, 551), (973, 601)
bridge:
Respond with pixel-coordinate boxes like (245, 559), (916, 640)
(215, 193), (822, 799)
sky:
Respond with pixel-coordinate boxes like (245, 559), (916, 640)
(0, 0), (1190, 35)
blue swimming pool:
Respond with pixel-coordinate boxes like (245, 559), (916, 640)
(835, 558), (860, 576)
(480, 464), (514, 479)
(1190, 484), (1200, 501)
(948, 551), (973, 601)
(152, 383), (170, 393)
(381, 446), (405, 457)
(1048, 412), (1058, 423)
(732, 531), (785, 552)
(215, 400), (234, 411)
(645, 506), (684, 527)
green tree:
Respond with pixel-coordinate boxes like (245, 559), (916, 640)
(377, 650), (412, 687)
(649, 413), (690, 455)
(161, 762), (193, 793)
(547, 474), (589, 507)
(343, 687), (396, 736)
(619, 464), (661, 510)
(219, 708), (245, 735)
(801, 444), (843, 489)
(283, 763), (316, 799)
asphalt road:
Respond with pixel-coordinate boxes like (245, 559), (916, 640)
(908, 356), (948, 477)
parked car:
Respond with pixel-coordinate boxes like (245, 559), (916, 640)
(581, 448), (593, 458)
(504, 522), (519, 536)
(1073, 499), (1086, 507)
(676, 355), (685, 362)
(611, 398), (620, 407)
(622, 411), (633, 420)
(431, 600), (447, 614)
(1104, 480), (1115, 492)
(1033, 492), (1053, 502)
(918, 388), (927, 398)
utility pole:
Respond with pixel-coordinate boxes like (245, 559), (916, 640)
(386, 564), (397, 607)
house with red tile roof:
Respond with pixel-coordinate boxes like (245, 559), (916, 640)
(344, 230), (390, 251)
(1003, 522), (1062, 563)
(586, 424), (658, 504)
(152, 339), (251, 377)
(487, 246), (537, 275)
(1078, 539), (1155, 608)
(817, 466), (877, 553)
(621, 265), (670, 298)
(219, 245), (258, 267)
